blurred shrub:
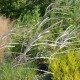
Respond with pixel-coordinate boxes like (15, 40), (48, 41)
(0, 0), (52, 19)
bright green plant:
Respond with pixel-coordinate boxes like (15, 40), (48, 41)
(50, 51), (80, 80)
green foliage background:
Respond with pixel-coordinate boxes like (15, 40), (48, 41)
(0, 0), (52, 19)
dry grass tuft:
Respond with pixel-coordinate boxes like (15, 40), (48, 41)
(0, 16), (13, 63)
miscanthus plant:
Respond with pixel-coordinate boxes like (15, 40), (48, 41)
(0, 0), (80, 80)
